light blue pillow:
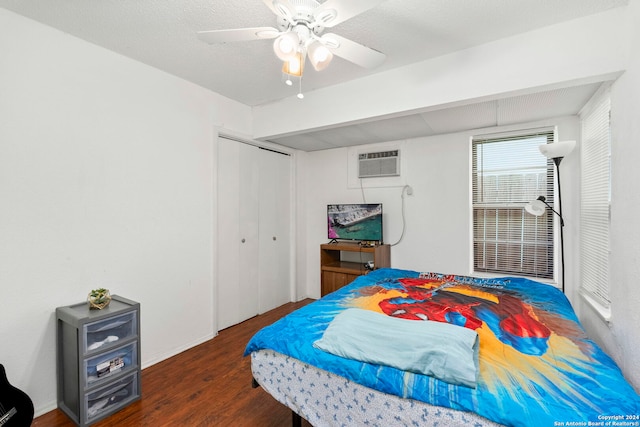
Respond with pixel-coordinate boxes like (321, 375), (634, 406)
(313, 308), (479, 388)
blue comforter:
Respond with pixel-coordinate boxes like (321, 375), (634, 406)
(245, 268), (640, 427)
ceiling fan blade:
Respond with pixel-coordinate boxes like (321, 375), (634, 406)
(262, 0), (296, 22)
(197, 27), (280, 44)
(322, 33), (386, 69)
(314, 0), (387, 28)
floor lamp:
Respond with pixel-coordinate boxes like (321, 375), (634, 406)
(525, 140), (575, 293)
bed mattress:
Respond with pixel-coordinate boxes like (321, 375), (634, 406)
(251, 349), (502, 427)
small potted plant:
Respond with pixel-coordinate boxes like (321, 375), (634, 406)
(88, 288), (111, 310)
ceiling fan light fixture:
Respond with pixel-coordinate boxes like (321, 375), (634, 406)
(282, 51), (304, 77)
(273, 31), (300, 61)
(308, 41), (333, 71)
(197, 0), (387, 96)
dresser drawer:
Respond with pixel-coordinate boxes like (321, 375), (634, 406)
(84, 342), (138, 387)
(84, 372), (139, 423)
(84, 311), (137, 353)
(57, 295), (140, 426)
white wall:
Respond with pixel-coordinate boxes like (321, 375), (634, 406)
(297, 116), (580, 297)
(0, 9), (252, 415)
(575, 0), (640, 391)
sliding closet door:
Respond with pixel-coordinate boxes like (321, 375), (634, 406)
(258, 148), (291, 313)
(217, 137), (259, 330)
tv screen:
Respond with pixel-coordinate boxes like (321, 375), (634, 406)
(327, 203), (383, 243)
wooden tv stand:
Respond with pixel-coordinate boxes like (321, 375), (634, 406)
(320, 243), (390, 296)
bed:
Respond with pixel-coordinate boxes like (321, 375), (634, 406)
(245, 268), (640, 427)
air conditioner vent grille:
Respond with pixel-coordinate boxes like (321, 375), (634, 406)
(358, 150), (400, 178)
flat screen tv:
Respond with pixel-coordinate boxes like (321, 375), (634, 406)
(327, 203), (383, 244)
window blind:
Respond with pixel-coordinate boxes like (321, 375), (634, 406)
(580, 91), (611, 308)
(472, 130), (555, 278)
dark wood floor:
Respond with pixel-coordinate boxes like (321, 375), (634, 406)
(34, 299), (315, 427)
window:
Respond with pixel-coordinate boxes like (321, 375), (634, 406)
(472, 130), (555, 279)
(580, 89), (611, 309)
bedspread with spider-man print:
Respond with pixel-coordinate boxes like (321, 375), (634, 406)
(245, 268), (640, 427)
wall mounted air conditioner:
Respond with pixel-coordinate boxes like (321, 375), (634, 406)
(358, 150), (400, 178)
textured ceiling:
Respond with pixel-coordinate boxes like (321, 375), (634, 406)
(0, 0), (627, 150)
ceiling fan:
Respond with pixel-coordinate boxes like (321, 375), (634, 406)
(197, 0), (387, 78)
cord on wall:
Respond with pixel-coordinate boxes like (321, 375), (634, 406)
(390, 185), (412, 246)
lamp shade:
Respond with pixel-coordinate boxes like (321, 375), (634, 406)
(273, 32), (300, 61)
(525, 198), (546, 216)
(282, 52), (304, 77)
(539, 140), (576, 159)
(307, 41), (333, 71)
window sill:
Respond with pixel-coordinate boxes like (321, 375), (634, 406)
(579, 289), (611, 324)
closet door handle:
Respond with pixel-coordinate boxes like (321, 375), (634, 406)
(273, 236), (277, 241)
(241, 238), (246, 243)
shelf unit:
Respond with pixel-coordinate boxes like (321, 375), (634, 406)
(56, 295), (141, 427)
(320, 243), (390, 296)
